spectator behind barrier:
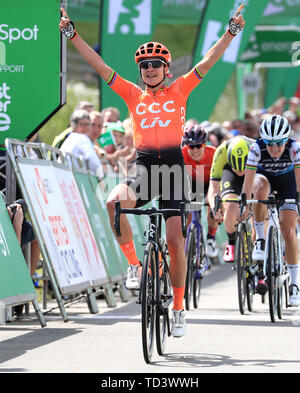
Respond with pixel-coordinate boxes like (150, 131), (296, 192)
(2, 193), (42, 316)
(60, 110), (104, 178)
(52, 102), (95, 150)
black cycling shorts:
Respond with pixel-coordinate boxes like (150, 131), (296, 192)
(256, 168), (297, 212)
(123, 148), (190, 220)
(220, 165), (244, 198)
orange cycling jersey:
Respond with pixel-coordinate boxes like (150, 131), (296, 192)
(182, 144), (216, 184)
(107, 67), (204, 156)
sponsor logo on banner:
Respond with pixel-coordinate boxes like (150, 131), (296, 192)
(0, 24), (39, 44)
(0, 82), (11, 132)
(0, 222), (10, 257)
(108, 0), (152, 35)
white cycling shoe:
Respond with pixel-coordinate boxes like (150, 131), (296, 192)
(206, 238), (219, 258)
(289, 285), (300, 306)
(252, 239), (266, 261)
(125, 265), (141, 290)
(171, 310), (186, 338)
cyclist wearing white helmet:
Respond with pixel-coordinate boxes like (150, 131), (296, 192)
(241, 115), (300, 305)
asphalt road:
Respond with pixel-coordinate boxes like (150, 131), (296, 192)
(1, 263), (300, 374)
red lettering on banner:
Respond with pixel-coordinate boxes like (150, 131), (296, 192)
(35, 168), (48, 204)
(69, 180), (100, 264)
(48, 215), (70, 247)
(58, 178), (92, 265)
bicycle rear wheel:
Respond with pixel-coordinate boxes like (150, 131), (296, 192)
(193, 230), (205, 309)
(266, 226), (278, 323)
(141, 242), (157, 363)
(245, 224), (254, 312)
(235, 224), (247, 315)
(184, 225), (197, 311)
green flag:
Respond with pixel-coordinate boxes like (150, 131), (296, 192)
(99, 0), (163, 120)
(98, 130), (114, 147)
(187, 0), (269, 122)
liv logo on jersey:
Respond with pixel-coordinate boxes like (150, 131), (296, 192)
(136, 101), (176, 130)
(108, 0), (152, 35)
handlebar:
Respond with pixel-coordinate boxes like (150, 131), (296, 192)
(213, 192), (300, 216)
(113, 201), (189, 238)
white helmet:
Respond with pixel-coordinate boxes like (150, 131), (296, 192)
(260, 115), (291, 141)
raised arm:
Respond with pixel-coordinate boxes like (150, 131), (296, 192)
(59, 8), (113, 81)
(196, 4), (245, 76)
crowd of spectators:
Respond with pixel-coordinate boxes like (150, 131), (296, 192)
(52, 101), (137, 179)
(50, 96), (300, 182)
(197, 96), (300, 148)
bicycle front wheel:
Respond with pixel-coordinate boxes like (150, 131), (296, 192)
(266, 226), (278, 323)
(235, 224), (247, 315)
(156, 241), (172, 356)
(141, 242), (157, 363)
(193, 230), (206, 309)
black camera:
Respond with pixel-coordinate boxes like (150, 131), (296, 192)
(7, 199), (28, 218)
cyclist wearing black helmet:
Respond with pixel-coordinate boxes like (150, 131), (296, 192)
(181, 123), (219, 258)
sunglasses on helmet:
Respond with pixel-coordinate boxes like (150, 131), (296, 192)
(188, 143), (204, 150)
(139, 60), (166, 70)
(263, 138), (287, 147)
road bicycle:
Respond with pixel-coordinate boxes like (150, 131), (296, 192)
(214, 194), (258, 315)
(243, 194), (299, 322)
(184, 202), (211, 310)
(114, 201), (187, 363)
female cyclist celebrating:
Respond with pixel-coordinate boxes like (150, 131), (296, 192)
(59, 5), (245, 337)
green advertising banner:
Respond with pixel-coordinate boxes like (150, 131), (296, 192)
(0, 0), (65, 145)
(260, 0), (300, 26)
(99, 0), (163, 120)
(67, 0), (100, 21)
(257, 1), (300, 108)
(68, 0), (205, 24)
(187, 0), (269, 121)
(0, 194), (36, 304)
(240, 26), (300, 63)
(158, 0), (207, 25)
(89, 174), (128, 276)
(264, 67), (300, 107)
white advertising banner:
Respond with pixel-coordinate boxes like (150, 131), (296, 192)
(18, 162), (106, 292)
(53, 166), (108, 286)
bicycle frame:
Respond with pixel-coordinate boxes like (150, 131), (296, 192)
(186, 201), (212, 265)
(262, 200), (285, 281)
(185, 211), (201, 262)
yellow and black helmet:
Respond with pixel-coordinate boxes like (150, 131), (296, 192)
(227, 137), (249, 172)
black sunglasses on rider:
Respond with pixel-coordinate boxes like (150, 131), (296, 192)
(139, 60), (166, 70)
(188, 143), (204, 150)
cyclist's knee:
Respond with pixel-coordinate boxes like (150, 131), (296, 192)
(253, 176), (269, 198)
(281, 225), (296, 243)
(106, 198), (116, 214)
(224, 202), (239, 221)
